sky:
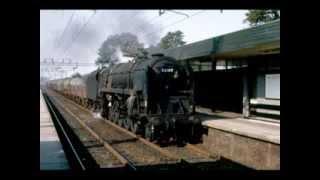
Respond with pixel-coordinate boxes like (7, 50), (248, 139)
(40, 10), (249, 79)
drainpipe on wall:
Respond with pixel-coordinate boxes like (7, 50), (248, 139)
(211, 55), (216, 71)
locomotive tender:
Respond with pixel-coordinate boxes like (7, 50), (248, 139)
(48, 53), (200, 143)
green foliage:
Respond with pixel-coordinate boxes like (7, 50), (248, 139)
(71, 72), (81, 78)
(96, 32), (144, 67)
(244, 10), (280, 26)
(159, 30), (186, 49)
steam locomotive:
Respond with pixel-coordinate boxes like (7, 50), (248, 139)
(47, 53), (201, 143)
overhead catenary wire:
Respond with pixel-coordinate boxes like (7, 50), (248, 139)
(98, 10), (192, 49)
(56, 10), (133, 60)
(134, 12), (178, 39)
(49, 11), (102, 73)
(101, 10), (160, 39)
(108, 10), (205, 47)
(56, 10), (203, 59)
(45, 10), (206, 79)
(76, 10), (186, 58)
(133, 10), (192, 34)
(55, 11), (76, 50)
(125, 10), (205, 43)
(144, 10), (206, 39)
(56, 10), (204, 68)
(40, 58), (96, 66)
(80, 10), (202, 62)
(40, 62), (96, 67)
(60, 11), (97, 58)
(101, 10), (142, 40)
(129, 10), (141, 19)
(166, 10), (190, 18)
(130, 13), (161, 33)
(40, 57), (97, 79)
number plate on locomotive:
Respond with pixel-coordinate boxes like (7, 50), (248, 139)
(161, 68), (174, 73)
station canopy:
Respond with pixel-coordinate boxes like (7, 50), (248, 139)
(147, 19), (280, 61)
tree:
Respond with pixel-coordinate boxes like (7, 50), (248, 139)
(71, 72), (81, 78)
(159, 30), (186, 49)
(244, 10), (280, 26)
(96, 33), (144, 67)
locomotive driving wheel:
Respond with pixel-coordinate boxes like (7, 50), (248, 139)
(102, 98), (109, 118)
(115, 103), (121, 125)
(123, 118), (131, 130)
(131, 121), (142, 134)
(107, 104), (113, 121)
(110, 101), (120, 124)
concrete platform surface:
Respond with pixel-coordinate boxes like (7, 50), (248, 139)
(40, 90), (69, 170)
(201, 115), (280, 144)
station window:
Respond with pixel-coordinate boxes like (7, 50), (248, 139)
(265, 74), (280, 99)
(190, 60), (213, 72)
(216, 60), (226, 70)
(216, 59), (248, 70)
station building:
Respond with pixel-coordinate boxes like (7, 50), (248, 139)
(148, 20), (280, 169)
(148, 19), (280, 123)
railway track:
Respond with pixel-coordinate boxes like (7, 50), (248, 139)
(44, 92), (126, 170)
(46, 89), (220, 171)
(46, 90), (179, 171)
(42, 92), (99, 170)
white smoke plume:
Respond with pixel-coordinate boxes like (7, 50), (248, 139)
(56, 10), (161, 61)
(41, 10), (162, 78)
(110, 11), (161, 47)
(115, 46), (134, 63)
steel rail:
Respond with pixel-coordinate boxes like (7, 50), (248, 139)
(48, 92), (137, 170)
(56, 91), (179, 161)
(49, 89), (218, 165)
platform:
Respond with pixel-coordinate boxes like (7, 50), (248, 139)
(40, 90), (69, 170)
(198, 110), (280, 170)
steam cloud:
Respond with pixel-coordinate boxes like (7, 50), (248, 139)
(109, 11), (161, 47)
(52, 10), (161, 62)
(115, 46), (134, 63)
